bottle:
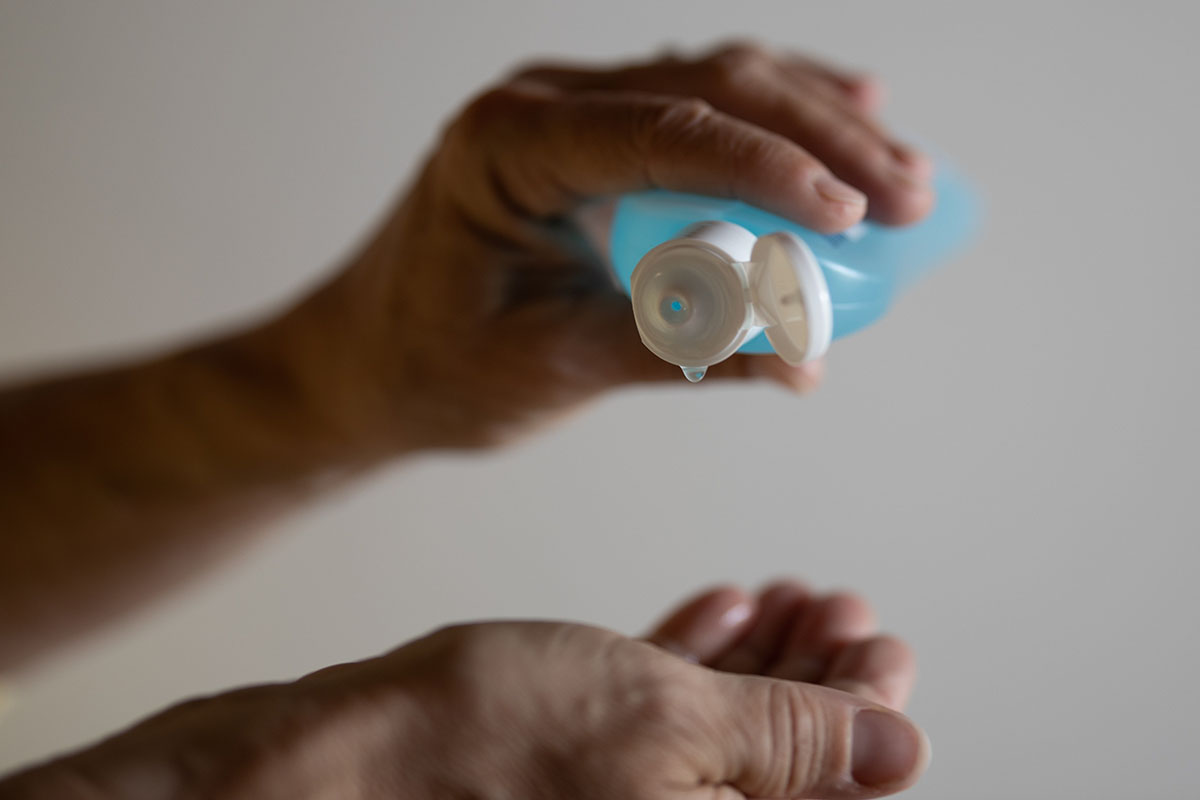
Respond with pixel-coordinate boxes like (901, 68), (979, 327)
(608, 161), (979, 382)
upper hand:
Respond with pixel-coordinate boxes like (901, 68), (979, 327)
(282, 43), (935, 452)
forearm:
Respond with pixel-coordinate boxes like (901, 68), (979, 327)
(0, 760), (100, 800)
(0, 280), (399, 671)
(0, 649), (429, 800)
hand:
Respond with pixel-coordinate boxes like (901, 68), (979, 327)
(2, 582), (926, 799)
(279, 43), (935, 451)
(646, 580), (917, 712)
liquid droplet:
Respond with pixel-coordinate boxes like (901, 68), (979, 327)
(681, 365), (707, 383)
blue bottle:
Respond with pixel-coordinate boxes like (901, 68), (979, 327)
(609, 162), (978, 381)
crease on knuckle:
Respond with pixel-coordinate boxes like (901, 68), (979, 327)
(637, 98), (715, 183)
(651, 97), (716, 140)
(439, 85), (557, 225)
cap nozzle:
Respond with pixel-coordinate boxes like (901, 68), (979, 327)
(628, 222), (831, 373)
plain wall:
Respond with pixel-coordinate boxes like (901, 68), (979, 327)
(1, 2), (1197, 797)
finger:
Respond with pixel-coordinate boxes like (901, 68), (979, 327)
(517, 47), (883, 115)
(823, 635), (917, 712)
(769, 592), (878, 683)
(712, 581), (810, 675)
(778, 53), (885, 114)
(699, 353), (826, 394)
(510, 47), (931, 225)
(447, 84), (867, 234)
(564, 296), (826, 392)
(700, 70), (933, 226)
(772, 60), (934, 183)
(619, 326), (825, 393)
(702, 671), (930, 798)
(630, 349), (826, 392)
(644, 586), (755, 665)
(711, 44), (934, 192)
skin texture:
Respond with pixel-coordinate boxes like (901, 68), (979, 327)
(0, 583), (926, 800)
(0, 42), (935, 798)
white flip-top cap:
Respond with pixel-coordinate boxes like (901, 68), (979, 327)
(629, 222), (756, 369)
(629, 223), (831, 373)
(748, 232), (832, 365)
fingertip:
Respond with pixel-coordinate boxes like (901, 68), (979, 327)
(826, 635), (917, 711)
(844, 634), (917, 679)
(869, 180), (936, 227)
(660, 585), (754, 629)
(843, 73), (886, 113)
(820, 591), (879, 636)
(767, 590), (875, 682)
(890, 143), (935, 180)
(647, 585), (756, 664)
(772, 358), (825, 395)
(755, 578), (810, 602)
(713, 355), (825, 395)
(810, 174), (869, 234)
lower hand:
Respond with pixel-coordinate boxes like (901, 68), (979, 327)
(4, 581), (926, 799)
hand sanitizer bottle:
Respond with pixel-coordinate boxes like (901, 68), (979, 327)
(608, 161), (979, 381)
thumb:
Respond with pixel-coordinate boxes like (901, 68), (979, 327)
(701, 671), (929, 798)
(705, 353), (825, 394)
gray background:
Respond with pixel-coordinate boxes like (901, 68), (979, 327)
(1, 1), (1197, 797)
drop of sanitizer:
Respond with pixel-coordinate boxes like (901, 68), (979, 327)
(681, 365), (707, 383)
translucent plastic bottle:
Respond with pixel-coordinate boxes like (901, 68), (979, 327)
(609, 162), (979, 381)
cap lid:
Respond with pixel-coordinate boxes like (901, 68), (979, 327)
(748, 232), (832, 364)
(629, 224), (756, 368)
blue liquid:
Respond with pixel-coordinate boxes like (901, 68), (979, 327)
(610, 163), (979, 353)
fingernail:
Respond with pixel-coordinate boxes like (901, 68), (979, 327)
(890, 144), (933, 177)
(851, 710), (928, 787)
(814, 174), (867, 207)
(718, 600), (754, 629)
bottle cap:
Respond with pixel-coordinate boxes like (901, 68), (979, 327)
(629, 223), (831, 371)
(629, 222), (756, 369)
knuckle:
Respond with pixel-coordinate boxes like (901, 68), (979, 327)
(710, 41), (771, 68)
(727, 130), (793, 179)
(506, 58), (557, 82)
(872, 633), (915, 662)
(705, 42), (772, 88)
(652, 43), (686, 66)
(645, 96), (715, 144)
(449, 85), (533, 145)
